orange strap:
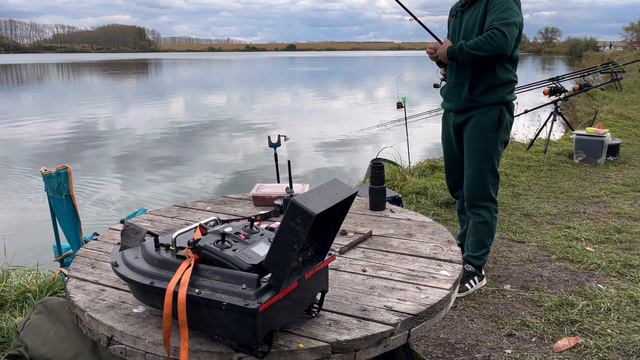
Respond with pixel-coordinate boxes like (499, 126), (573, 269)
(163, 249), (199, 360)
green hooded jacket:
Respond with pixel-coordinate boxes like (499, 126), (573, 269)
(441, 0), (523, 113)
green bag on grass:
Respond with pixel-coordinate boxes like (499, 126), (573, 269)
(5, 297), (119, 360)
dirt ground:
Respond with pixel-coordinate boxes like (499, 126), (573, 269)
(412, 238), (610, 359)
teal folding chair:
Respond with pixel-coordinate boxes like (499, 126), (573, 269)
(41, 165), (147, 269)
(41, 165), (89, 269)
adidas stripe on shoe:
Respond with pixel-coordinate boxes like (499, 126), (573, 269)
(457, 263), (486, 298)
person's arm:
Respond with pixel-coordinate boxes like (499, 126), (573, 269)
(427, 4), (456, 63)
(447, 0), (522, 63)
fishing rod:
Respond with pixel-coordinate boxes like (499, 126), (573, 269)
(515, 59), (640, 95)
(354, 59), (639, 133)
(393, 0), (447, 86)
(514, 61), (617, 95)
(519, 76), (625, 155)
(516, 76), (624, 118)
(356, 107), (444, 132)
(516, 59), (640, 117)
(394, 0), (443, 44)
(517, 59), (640, 154)
(359, 62), (617, 133)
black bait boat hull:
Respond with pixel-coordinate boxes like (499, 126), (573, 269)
(112, 238), (331, 356)
(111, 179), (358, 358)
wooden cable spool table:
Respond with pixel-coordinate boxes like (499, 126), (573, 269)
(66, 194), (462, 359)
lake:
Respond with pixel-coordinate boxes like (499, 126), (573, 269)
(0, 51), (570, 266)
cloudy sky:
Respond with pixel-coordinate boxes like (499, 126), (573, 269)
(1, 0), (639, 42)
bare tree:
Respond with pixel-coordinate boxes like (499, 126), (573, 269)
(0, 18), (162, 50)
(537, 27), (562, 44)
(622, 19), (640, 44)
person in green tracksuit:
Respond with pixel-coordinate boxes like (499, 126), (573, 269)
(427, 0), (523, 297)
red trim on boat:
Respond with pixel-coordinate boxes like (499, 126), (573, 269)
(304, 255), (337, 280)
(258, 281), (299, 312)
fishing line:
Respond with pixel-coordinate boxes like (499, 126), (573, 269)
(375, 142), (407, 167)
(352, 59), (639, 134)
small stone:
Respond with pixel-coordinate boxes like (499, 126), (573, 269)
(297, 343), (305, 350)
(585, 247), (596, 252)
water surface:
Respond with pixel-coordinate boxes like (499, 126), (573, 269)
(0, 51), (570, 266)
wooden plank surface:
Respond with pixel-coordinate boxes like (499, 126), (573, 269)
(67, 195), (461, 359)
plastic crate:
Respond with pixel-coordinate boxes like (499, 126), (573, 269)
(572, 131), (610, 166)
(250, 183), (309, 206)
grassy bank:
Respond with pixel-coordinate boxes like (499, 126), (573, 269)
(159, 41), (430, 52)
(3, 40), (431, 54)
(386, 51), (640, 358)
(520, 37), (600, 59)
(0, 266), (64, 356)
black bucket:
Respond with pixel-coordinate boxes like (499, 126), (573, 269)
(607, 138), (621, 160)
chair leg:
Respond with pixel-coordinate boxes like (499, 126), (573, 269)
(47, 199), (66, 269)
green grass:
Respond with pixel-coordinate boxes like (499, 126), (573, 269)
(522, 285), (640, 358)
(388, 51), (640, 358)
(0, 266), (64, 356)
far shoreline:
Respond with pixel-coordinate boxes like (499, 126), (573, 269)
(1, 41), (433, 54)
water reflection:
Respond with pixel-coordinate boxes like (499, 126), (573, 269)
(0, 52), (570, 266)
(0, 60), (159, 87)
(512, 55), (571, 141)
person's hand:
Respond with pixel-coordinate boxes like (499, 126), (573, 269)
(426, 43), (440, 62)
(435, 39), (452, 64)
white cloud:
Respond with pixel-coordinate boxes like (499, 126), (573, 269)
(2, 0), (639, 41)
(523, 11), (557, 20)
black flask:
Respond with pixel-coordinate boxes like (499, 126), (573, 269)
(368, 161), (386, 211)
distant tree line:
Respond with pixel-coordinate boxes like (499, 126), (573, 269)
(48, 24), (158, 50)
(520, 20), (640, 58)
(0, 19), (78, 45)
(520, 27), (599, 58)
(161, 36), (246, 45)
(0, 18), (160, 53)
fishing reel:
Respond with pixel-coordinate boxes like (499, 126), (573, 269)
(542, 84), (568, 97)
(572, 82), (592, 92)
(433, 65), (447, 89)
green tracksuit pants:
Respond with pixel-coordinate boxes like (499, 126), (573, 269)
(441, 103), (514, 268)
